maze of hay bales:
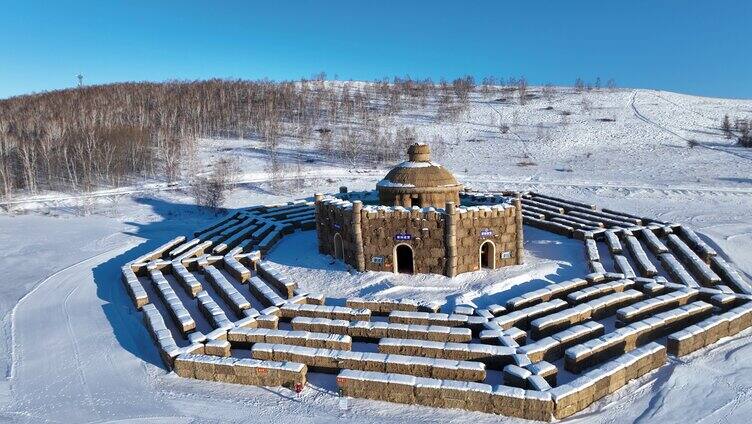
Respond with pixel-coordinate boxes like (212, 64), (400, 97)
(122, 191), (752, 422)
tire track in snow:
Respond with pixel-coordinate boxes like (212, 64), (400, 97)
(62, 285), (99, 419)
(475, 95), (752, 198)
(630, 90), (692, 143)
(6, 241), (176, 422)
(7, 246), (128, 380)
(488, 101), (533, 156)
(649, 91), (716, 122)
(5, 253), (107, 417)
(631, 90), (752, 163)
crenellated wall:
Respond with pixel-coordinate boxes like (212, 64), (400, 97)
(314, 195), (358, 266)
(315, 193), (523, 277)
(360, 204), (448, 274)
(452, 202), (521, 274)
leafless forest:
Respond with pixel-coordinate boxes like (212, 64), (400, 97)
(0, 76), (506, 200)
(0, 75), (608, 201)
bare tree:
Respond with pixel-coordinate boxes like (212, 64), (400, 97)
(338, 126), (361, 166)
(542, 84), (555, 103)
(481, 76), (497, 96)
(289, 154), (306, 191)
(722, 114), (733, 139)
(265, 153), (285, 193)
(430, 133), (448, 160)
(518, 77), (528, 105)
(738, 121), (752, 147)
(574, 77), (585, 93)
(316, 128), (334, 160)
(0, 135), (15, 200)
(190, 158), (235, 210)
(580, 96), (592, 113)
(452, 76), (474, 106)
(436, 80), (462, 121)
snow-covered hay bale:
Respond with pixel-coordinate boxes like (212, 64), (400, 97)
(121, 265), (149, 309)
(175, 354), (306, 387)
(251, 343), (485, 381)
(279, 303), (370, 321)
(346, 297), (420, 315)
(228, 327), (352, 350)
(256, 261), (297, 297)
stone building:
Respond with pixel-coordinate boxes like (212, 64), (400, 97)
(315, 144), (523, 277)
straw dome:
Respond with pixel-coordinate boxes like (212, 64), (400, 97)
(377, 143), (463, 208)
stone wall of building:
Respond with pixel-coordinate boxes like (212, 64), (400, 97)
(453, 203), (521, 275)
(315, 196), (357, 266)
(359, 206), (447, 274)
(315, 195), (523, 277)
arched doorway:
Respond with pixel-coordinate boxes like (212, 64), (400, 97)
(480, 240), (496, 269)
(394, 244), (414, 274)
(333, 233), (344, 260)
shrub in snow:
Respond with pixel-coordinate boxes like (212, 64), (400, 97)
(738, 122), (752, 148)
(722, 114), (733, 139)
(190, 158), (235, 210)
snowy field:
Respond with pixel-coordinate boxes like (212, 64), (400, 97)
(0, 86), (751, 423)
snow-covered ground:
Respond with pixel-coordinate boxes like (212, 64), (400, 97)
(267, 226), (588, 311)
(0, 86), (751, 423)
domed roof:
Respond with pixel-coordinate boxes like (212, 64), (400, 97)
(377, 143), (462, 190)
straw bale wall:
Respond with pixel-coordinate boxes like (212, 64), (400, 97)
(252, 343), (486, 381)
(290, 317), (472, 343)
(174, 354), (306, 387)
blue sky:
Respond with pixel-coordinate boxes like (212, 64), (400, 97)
(1, 1), (750, 99)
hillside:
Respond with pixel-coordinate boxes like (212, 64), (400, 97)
(201, 85), (752, 190)
(2, 81), (751, 211)
(0, 84), (752, 423)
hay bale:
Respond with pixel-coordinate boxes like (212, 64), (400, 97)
(386, 373), (416, 403)
(494, 299), (569, 330)
(414, 376), (444, 407)
(464, 382), (493, 412)
(205, 339), (231, 357)
(338, 351), (364, 370)
(523, 390), (554, 421)
(173, 354), (196, 378)
(503, 364), (532, 388)
(491, 385), (526, 417)
(438, 379), (469, 410)
(257, 315), (279, 329)
(526, 361), (558, 386)
(527, 374), (551, 391)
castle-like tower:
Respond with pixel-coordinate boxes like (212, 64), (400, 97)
(377, 143), (462, 208)
(315, 144), (523, 277)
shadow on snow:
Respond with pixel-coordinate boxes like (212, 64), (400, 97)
(92, 196), (235, 369)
